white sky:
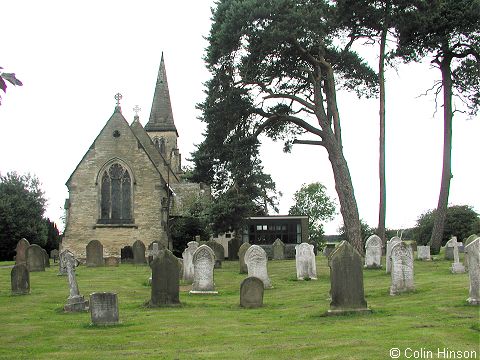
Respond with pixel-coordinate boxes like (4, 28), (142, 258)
(1, 1), (479, 235)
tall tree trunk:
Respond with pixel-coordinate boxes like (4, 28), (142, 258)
(430, 55), (453, 254)
(378, 24), (387, 248)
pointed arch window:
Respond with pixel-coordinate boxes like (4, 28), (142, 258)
(99, 163), (133, 224)
(154, 137), (166, 155)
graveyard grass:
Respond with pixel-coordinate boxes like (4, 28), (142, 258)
(0, 253), (478, 360)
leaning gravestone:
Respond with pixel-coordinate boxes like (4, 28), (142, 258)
(364, 235), (382, 269)
(206, 241), (225, 269)
(240, 277), (264, 308)
(464, 234), (478, 271)
(245, 245), (272, 289)
(58, 249), (74, 276)
(182, 241), (199, 283)
(449, 237), (465, 274)
(11, 264), (30, 295)
(149, 249), (180, 307)
(132, 240), (146, 265)
(15, 238), (30, 265)
(190, 245), (217, 294)
(445, 237), (457, 260)
(64, 251), (89, 312)
(295, 243), (317, 280)
(42, 249), (50, 268)
(90, 292), (119, 325)
(417, 245), (431, 261)
(272, 238), (285, 260)
(50, 249), (59, 263)
(465, 238), (479, 305)
(328, 241), (370, 314)
(26, 244), (46, 272)
(238, 242), (252, 274)
(386, 237), (402, 274)
(86, 240), (104, 267)
(390, 242), (415, 295)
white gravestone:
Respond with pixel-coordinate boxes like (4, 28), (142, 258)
(390, 242), (415, 296)
(448, 237), (465, 273)
(386, 236), (402, 274)
(245, 245), (272, 289)
(182, 241), (199, 283)
(464, 234), (478, 271)
(190, 245), (217, 294)
(465, 238), (479, 305)
(295, 243), (317, 280)
(417, 245), (431, 261)
(364, 235), (382, 269)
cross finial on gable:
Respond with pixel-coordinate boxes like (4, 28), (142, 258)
(115, 93), (123, 106)
(133, 105), (141, 116)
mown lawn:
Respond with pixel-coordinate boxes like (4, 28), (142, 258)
(0, 253), (478, 360)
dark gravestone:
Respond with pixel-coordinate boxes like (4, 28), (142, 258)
(328, 241), (370, 315)
(42, 249), (50, 268)
(86, 240), (104, 267)
(15, 238), (30, 265)
(149, 249), (180, 307)
(206, 241), (225, 269)
(132, 240), (146, 264)
(272, 238), (285, 260)
(240, 277), (264, 308)
(238, 243), (251, 274)
(26, 244), (46, 272)
(90, 292), (119, 325)
(50, 249), (59, 263)
(11, 264), (30, 295)
(120, 246), (133, 263)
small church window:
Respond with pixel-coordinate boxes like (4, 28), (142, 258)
(154, 137), (166, 155)
(99, 163), (132, 224)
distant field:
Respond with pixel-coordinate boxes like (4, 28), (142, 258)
(0, 253), (478, 360)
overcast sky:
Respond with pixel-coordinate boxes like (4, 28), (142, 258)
(1, 1), (479, 235)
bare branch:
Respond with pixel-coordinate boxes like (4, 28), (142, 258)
(263, 93), (315, 111)
(292, 139), (324, 146)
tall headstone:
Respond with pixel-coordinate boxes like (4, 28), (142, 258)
(90, 292), (119, 325)
(445, 237), (457, 260)
(15, 238), (30, 265)
(238, 243), (252, 274)
(64, 251), (89, 312)
(449, 237), (465, 273)
(245, 245), (272, 289)
(463, 234), (478, 271)
(240, 277), (264, 308)
(386, 236), (402, 274)
(417, 245), (431, 261)
(11, 264), (30, 295)
(42, 249), (50, 268)
(149, 249), (181, 306)
(206, 241), (225, 269)
(390, 242), (415, 295)
(272, 238), (285, 260)
(86, 240), (104, 267)
(182, 241), (199, 283)
(132, 240), (146, 265)
(364, 235), (382, 269)
(295, 243), (317, 280)
(465, 238), (479, 305)
(328, 241), (370, 314)
(58, 249), (74, 276)
(190, 245), (217, 294)
(26, 244), (45, 272)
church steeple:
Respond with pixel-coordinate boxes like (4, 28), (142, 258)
(145, 53), (178, 135)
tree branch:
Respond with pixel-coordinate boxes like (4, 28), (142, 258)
(292, 139), (324, 146)
(263, 93), (315, 111)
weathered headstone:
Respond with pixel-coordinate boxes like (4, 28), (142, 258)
(272, 238), (285, 260)
(26, 244), (46, 272)
(50, 249), (59, 263)
(445, 237), (457, 260)
(449, 237), (465, 274)
(295, 243), (317, 280)
(86, 240), (104, 267)
(417, 245), (431, 261)
(182, 241), (199, 283)
(11, 264), (30, 295)
(238, 242), (252, 274)
(42, 249), (50, 268)
(245, 245), (272, 289)
(58, 249), (74, 276)
(364, 235), (382, 269)
(390, 242), (415, 295)
(190, 245), (217, 294)
(206, 241), (225, 269)
(64, 251), (89, 312)
(240, 277), (264, 308)
(15, 238), (30, 265)
(90, 292), (119, 325)
(104, 256), (120, 267)
(132, 240), (146, 265)
(465, 238), (479, 305)
(149, 249), (181, 306)
(464, 234), (478, 271)
(147, 241), (165, 263)
(386, 236), (402, 274)
(323, 243), (336, 257)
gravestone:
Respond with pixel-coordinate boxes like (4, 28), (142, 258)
(295, 243), (317, 280)
(240, 277), (264, 308)
(190, 245), (217, 294)
(464, 234), (478, 271)
(182, 241), (199, 283)
(390, 242), (415, 295)
(64, 251), (89, 312)
(58, 249), (74, 276)
(86, 240), (104, 267)
(206, 241), (225, 268)
(42, 249), (50, 268)
(50, 249), (59, 263)
(11, 264), (30, 295)
(449, 237), (465, 274)
(417, 245), (431, 261)
(272, 238), (285, 260)
(245, 245), (272, 289)
(104, 256), (120, 267)
(26, 244), (45, 272)
(149, 249), (180, 306)
(147, 241), (165, 263)
(15, 238), (30, 265)
(386, 236), (402, 274)
(364, 235), (382, 269)
(132, 240), (146, 265)
(465, 238), (479, 305)
(323, 243), (336, 257)
(90, 292), (119, 325)
(445, 237), (457, 260)
(328, 241), (370, 314)
(238, 243), (252, 274)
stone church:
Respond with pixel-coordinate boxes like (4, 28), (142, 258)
(62, 54), (209, 259)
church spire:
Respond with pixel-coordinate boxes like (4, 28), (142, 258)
(145, 53), (178, 134)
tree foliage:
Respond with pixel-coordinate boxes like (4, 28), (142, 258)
(0, 67), (22, 106)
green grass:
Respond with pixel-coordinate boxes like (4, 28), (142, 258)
(0, 255), (478, 360)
